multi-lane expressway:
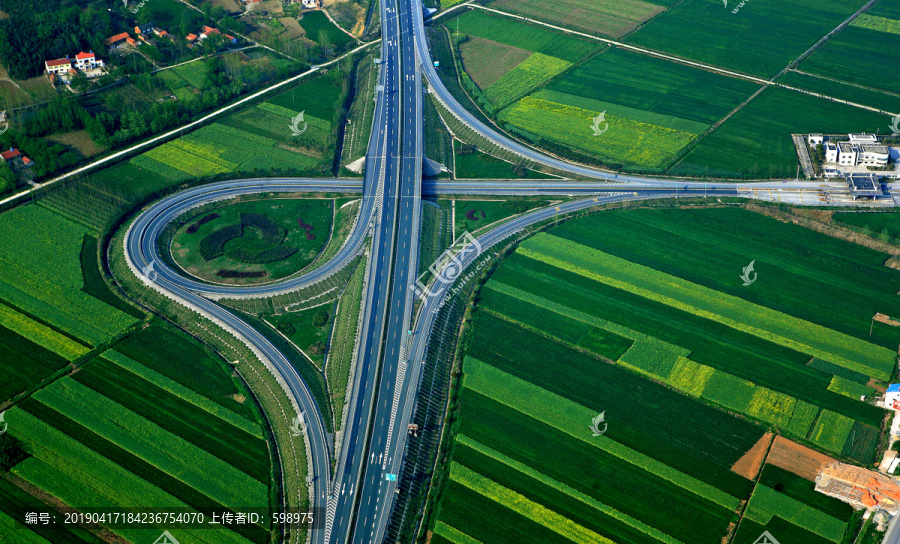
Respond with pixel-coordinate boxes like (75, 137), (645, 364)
(120, 0), (898, 542)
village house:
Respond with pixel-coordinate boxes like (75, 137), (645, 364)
(198, 26), (237, 44)
(0, 148), (33, 170)
(134, 22), (155, 35)
(106, 32), (131, 49)
(44, 57), (71, 76)
(73, 52), (103, 71)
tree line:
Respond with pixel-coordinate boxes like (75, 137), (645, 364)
(0, 4), (112, 79)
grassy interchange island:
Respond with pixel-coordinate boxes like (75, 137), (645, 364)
(169, 198), (335, 284)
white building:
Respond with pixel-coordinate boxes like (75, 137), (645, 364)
(885, 384), (900, 410)
(73, 51), (103, 71)
(823, 134), (889, 168)
(860, 144), (889, 166)
(808, 134), (824, 146)
(44, 57), (71, 75)
(849, 133), (878, 145)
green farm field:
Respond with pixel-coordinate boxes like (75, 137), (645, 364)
(672, 87), (890, 178)
(458, 36), (531, 89)
(0, 205), (139, 349)
(624, 0), (868, 78)
(448, 11), (600, 63)
(832, 211), (900, 242)
(734, 465), (855, 544)
(495, 48), (759, 169)
(487, 0), (667, 37)
(429, 205), (885, 544)
(777, 71), (900, 114)
(170, 197), (333, 284)
(799, 0), (900, 95)
(1, 323), (272, 544)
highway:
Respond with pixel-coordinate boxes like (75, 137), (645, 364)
(344, 0), (424, 539)
(118, 0), (900, 538)
(323, 0), (417, 540)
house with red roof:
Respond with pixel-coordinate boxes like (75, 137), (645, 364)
(199, 25), (236, 44)
(44, 57), (71, 76)
(0, 148), (32, 170)
(74, 52), (104, 71)
(106, 32), (130, 48)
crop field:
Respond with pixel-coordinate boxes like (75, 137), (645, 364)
(267, 73), (346, 126)
(483, 53), (572, 109)
(499, 95), (695, 168)
(549, 50), (760, 130)
(171, 197), (333, 284)
(671, 87), (890, 177)
(799, 0), (900, 95)
(432, 318), (760, 543)
(481, 208), (891, 454)
(0, 205), (139, 349)
(448, 11), (600, 63)
(547, 208), (900, 352)
(0, 319), (271, 544)
(171, 60), (211, 90)
(430, 206), (884, 543)
(0, 478), (102, 544)
(459, 36), (531, 89)
(777, 71), (900, 114)
(733, 465), (854, 544)
(0, 321), (71, 404)
(494, 48), (760, 169)
(115, 325), (262, 422)
(141, 123), (322, 179)
(832, 211), (900, 242)
(488, 0), (666, 38)
(518, 237), (893, 395)
(624, 0), (868, 78)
